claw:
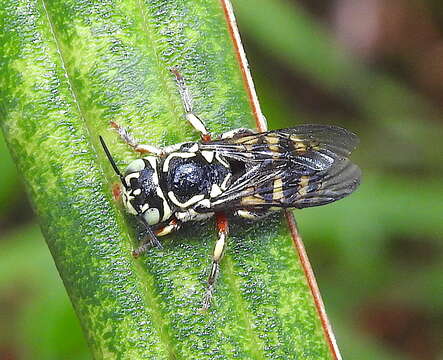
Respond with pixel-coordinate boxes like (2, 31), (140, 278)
(132, 242), (151, 258)
(201, 285), (214, 311)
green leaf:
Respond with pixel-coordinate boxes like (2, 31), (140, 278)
(0, 0), (336, 358)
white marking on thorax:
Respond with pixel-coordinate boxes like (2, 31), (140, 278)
(198, 198), (211, 208)
(163, 152), (196, 172)
(188, 143), (199, 153)
(215, 153), (229, 168)
(210, 184), (222, 198)
(167, 192), (204, 208)
(221, 173), (232, 190)
(201, 150), (215, 163)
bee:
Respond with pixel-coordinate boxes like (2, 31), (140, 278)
(99, 69), (361, 309)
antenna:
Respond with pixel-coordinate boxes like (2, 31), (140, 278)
(136, 214), (163, 252)
(99, 136), (123, 179)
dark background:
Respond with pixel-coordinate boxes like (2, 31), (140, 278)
(1, 0), (442, 359)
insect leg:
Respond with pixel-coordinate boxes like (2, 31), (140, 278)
(170, 68), (211, 142)
(132, 218), (181, 257)
(202, 212), (229, 310)
(175, 210), (214, 223)
(234, 208), (274, 220)
(110, 121), (163, 155)
(220, 128), (256, 140)
(155, 218), (182, 237)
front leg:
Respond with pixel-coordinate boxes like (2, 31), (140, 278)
(132, 218), (181, 257)
(111, 121), (185, 156)
(111, 121), (164, 155)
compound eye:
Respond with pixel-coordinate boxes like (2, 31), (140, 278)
(125, 159), (146, 175)
(142, 207), (160, 225)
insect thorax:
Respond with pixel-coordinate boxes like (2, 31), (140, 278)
(121, 143), (232, 226)
(162, 144), (231, 211)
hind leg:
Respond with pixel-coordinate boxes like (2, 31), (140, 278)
(234, 208), (275, 220)
(202, 213), (229, 310)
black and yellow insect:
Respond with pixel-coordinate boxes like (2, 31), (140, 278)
(100, 70), (361, 309)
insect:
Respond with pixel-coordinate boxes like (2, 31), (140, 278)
(99, 69), (361, 309)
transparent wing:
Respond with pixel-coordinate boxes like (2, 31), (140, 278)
(201, 124), (359, 168)
(201, 125), (361, 210)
